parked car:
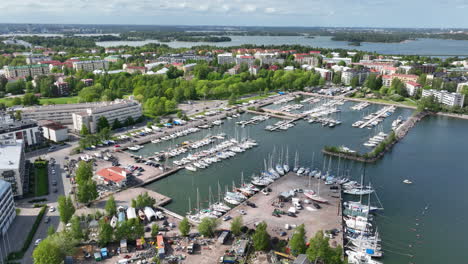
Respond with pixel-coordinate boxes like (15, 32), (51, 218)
(35, 239), (42, 246)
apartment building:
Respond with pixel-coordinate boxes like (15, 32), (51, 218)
(422, 89), (465, 107)
(26, 55), (52, 65)
(217, 53), (235, 65)
(341, 68), (371, 85)
(3, 64), (50, 78)
(323, 57), (352, 65)
(72, 60), (109, 72)
(295, 55), (320, 67)
(72, 99), (142, 133)
(382, 74), (419, 86)
(54, 81), (70, 96)
(405, 81), (422, 96)
(41, 121), (68, 142)
(235, 55), (255, 66)
(0, 115), (41, 146)
(19, 103), (96, 124)
(0, 138), (25, 197)
(0, 179), (15, 235)
(314, 68), (333, 81)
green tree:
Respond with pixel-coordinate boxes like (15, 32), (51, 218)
(22, 93), (39, 106)
(230, 216), (243, 236)
(75, 161), (93, 185)
(179, 217), (190, 236)
(112, 118), (122, 129)
(198, 218), (218, 237)
(127, 218), (145, 240)
(105, 195), (117, 216)
(97, 116), (110, 132)
(151, 223), (160, 237)
(98, 221), (114, 246)
(252, 221), (270, 251)
(319, 77), (326, 86)
(289, 224), (307, 256)
(350, 76), (359, 88)
(228, 94), (237, 105)
(306, 231), (344, 264)
(131, 192), (156, 209)
(32, 237), (63, 264)
(77, 179), (98, 203)
(57, 196), (75, 224)
(70, 216), (83, 240)
(80, 124), (90, 136)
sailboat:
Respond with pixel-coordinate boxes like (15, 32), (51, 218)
(283, 147), (290, 173)
(293, 151), (299, 172)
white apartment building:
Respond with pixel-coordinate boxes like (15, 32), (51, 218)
(0, 139), (25, 197)
(0, 115), (41, 146)
(3, 64), (50, 78)
(323, 57), (352, 65)
(72, 60), (109, 72)
(41, 121), (68, 142)
(341, 69), (370, 85)
(19, 103), (98, 124)
(0, 179), (15, 235)
(314, 68), (333, 81)
(217, 53), (235, 65)
(422, 89), (465, 107)
(72, 99), (142, 133)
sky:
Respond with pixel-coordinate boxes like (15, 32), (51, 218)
(1, 0), (468, 28)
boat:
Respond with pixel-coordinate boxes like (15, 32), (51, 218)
(275, 164), (285, 175)
(185, 165), (197, 172)
(224, 196), (241, 205)
(346, 250), (382, 264)
(128, 145), (144, 151)
(297, 167), (305, 175)
(403, 179), (412, 184)
(212, 202), (230, 213)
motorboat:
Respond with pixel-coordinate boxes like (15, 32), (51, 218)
(346, 250), (382, 264)
(185, 165), (197, 172)
(403, 179), (412, 184)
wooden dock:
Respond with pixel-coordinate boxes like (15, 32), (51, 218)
(359, 105), (395, 128)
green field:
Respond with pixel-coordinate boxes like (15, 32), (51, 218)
(34, 161), (49, 197)
(364, 98), (417, 108)
(0, 96), (80, 107)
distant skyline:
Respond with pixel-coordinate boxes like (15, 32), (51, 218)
(1, 0), (468, 28)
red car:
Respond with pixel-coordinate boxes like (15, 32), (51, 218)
(114, 145), (121, 148)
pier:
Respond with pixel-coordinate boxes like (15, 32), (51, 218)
(358, 105), (396, 128)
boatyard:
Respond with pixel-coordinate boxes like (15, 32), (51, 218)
(218, 172), (343, 247)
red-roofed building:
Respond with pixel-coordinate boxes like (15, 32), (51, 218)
(405, 81), (422, 96)
(124, 65), (146, 74)
(382, 74), (418, 86)
(96, 167), (130, 187)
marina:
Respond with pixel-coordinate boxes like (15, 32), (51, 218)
(84, 94), (466, 264)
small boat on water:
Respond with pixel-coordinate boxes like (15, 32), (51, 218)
(185, 165), (197, 171)
(403, 179), (412, 184)
(128, 145), (144, 151)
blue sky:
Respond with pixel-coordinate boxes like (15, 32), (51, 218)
(1, 0), (468, 28)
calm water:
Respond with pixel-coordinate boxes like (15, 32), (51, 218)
(97, 36), (468, 56)
(141, 100), (468, 263)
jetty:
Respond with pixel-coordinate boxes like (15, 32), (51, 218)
(359, 105), (396, 128)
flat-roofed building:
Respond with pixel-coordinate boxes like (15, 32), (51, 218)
(41, 121), (68, 142)
(0, 115), (41, 146)
(0, 179), (15, 235)
(422, 89), (465, 107)
(72, 60), (109, 72)
(3, 64), (50, 78)
(0, 139), (25, 197)
(72, 99), (142, 133)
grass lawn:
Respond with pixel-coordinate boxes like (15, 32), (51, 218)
(236, 92), (276, 104)
(364, 98), (417, 108)
(34, 162), (49, 197)
(0, 96), (80, 107)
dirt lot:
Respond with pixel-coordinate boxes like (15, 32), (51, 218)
(219, 172), (343, 246)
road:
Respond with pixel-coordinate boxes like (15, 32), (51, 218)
(6, 94), (281, 264)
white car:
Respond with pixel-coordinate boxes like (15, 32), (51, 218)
(49, 207), (55, 212)
(35, 239), (42, 246)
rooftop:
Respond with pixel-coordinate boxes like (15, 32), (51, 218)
(0, 179), (12, 195)
(0, 140), (23, 170)
(4, 64), (48, 70)
(97, 167), (129, 183)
